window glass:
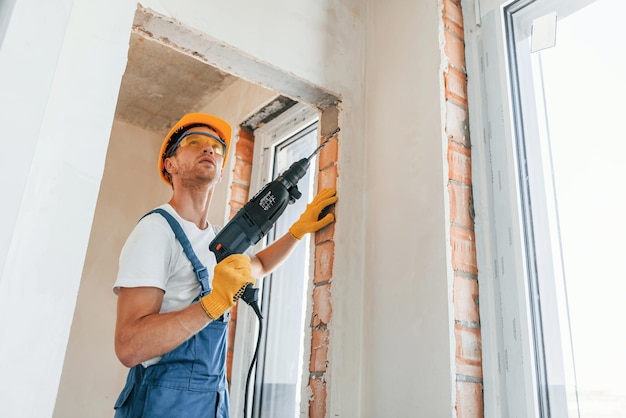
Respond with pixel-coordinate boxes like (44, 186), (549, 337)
(530, 1), (626, 415)
(253, 123), (317, 418)
(506, 0), (626, 415)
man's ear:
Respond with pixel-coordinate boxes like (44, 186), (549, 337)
(164, 157), (177, 176)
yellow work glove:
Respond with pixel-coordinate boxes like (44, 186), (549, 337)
(200, 254), (255, 320)
(289, 188), (338, 240)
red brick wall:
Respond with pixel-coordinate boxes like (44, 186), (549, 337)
(308, 121), (339, 418)
(442, 1), (484, 417)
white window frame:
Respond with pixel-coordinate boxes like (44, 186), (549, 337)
(229, 102), (319, 417)
(462, 0), (595, 416)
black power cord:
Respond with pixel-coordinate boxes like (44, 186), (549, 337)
(240, 287), (263, 418)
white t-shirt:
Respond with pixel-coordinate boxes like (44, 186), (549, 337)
(114, 204), (219, 311)
(114, 204), (219, 366)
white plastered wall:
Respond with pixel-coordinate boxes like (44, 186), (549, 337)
(0, 0), (137, 416)
(0, 1), (454, 417)
(363, 1), (453, 416)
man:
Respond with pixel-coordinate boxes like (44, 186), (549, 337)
(113, 113), (337, 417)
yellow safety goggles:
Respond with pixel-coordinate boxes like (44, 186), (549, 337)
(167, 131), (226, 157)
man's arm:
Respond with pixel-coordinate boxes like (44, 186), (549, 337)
(250, 233), (299, 278)
(115, 286), (209, 368)
(115, 254), (255, 368)
(249, 188), (337, 279)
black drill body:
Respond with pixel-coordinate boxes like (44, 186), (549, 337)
(209, 157), (310, 311)
(209, 157), (309, 264)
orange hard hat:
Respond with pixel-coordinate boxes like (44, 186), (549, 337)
(158, 113), (232, 185)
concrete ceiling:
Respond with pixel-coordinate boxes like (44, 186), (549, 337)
(113, 32), (240, 134)
(114, 31), (299, 136)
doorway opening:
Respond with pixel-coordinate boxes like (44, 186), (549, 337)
(54, 5), (340, 418)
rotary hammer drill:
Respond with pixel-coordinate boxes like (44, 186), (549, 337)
(209, 128), (339, 314)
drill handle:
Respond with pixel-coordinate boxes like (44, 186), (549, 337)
(240, 285), (262, 318)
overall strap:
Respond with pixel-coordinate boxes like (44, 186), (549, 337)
(141, 209), (211, 296)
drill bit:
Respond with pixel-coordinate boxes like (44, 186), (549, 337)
(307, 127), (340, 160)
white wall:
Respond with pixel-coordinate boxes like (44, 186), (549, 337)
(52, 121), (171, 417)
(0, 0), (136, 416)
(1, 0), (455, 417)
(363, 1), (453, 416)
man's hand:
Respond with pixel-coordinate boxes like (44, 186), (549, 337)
(200, 254), (255, 319)
(289, 188), (338, 240)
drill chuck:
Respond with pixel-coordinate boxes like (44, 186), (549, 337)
(277, 158), (310, 201)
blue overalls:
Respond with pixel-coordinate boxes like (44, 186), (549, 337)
(114, 209), (230, 418)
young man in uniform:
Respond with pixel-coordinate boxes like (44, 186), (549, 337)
(113, 113), (337, 417)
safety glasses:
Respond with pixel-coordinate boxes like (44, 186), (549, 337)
(167, 131), (226, 157)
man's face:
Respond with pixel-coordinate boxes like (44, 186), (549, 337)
(165, 126), (225, 188)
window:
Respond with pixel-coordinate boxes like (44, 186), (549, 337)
(242, 103), (319, 418)
(465, 0), (624, 416)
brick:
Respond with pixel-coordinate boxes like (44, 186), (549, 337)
(455, 324), (483, 378)
(229, 184), (249, 206)
(308, 376), (327, 418)
(226, 348), (234, 382)
(453, 274), (480, 323)
(445, 67), (468, 106)
(318, 164), (338, 190)
(456, 381), (484, 418)
(444, 19), (465, 40)
(229, 207), (241, 220)
(315, 223), (335, 245)
(311, 284), (332, 327)
(227, 317), (237, 345)
(443, 0), (465, 38)
(314, 241), (335, 284)
(443, 0), (464, 26)
(310, 328), (329, 373)
(238, 128), (254, 142)
(444, 30), (466, 72)
(448, 140), (472, 184)
(450, 225), (478, 275)
(226, 304), (239, 385)
(449, 181), (474, 230)
(446, 100), (470, 147)
(235, 135), (254, 164)
(318, 136), (338, 170)
(233, 160), (252, 185)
